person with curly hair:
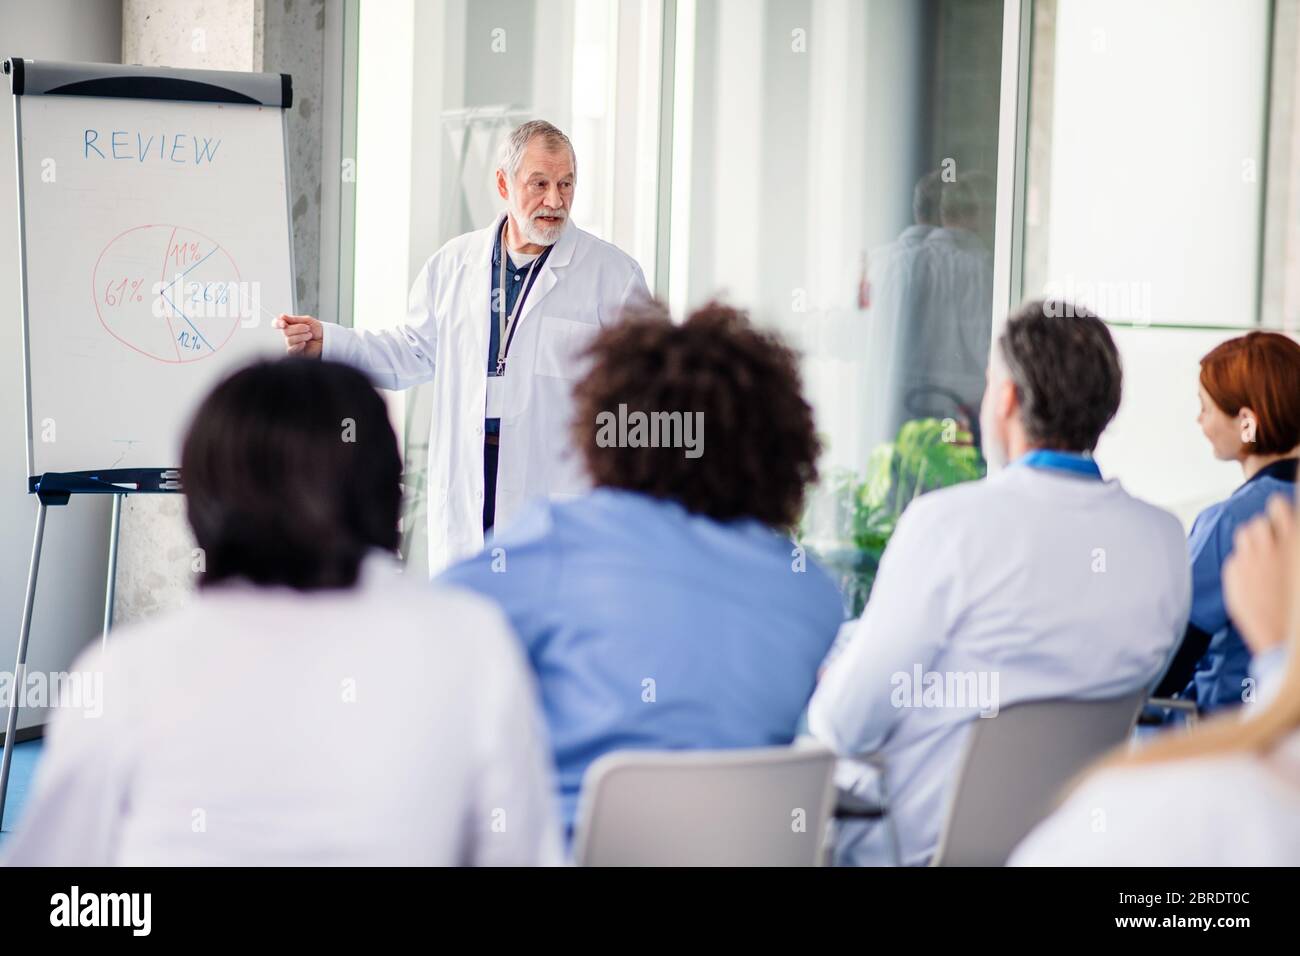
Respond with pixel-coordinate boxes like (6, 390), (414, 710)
(440, 300), (844, 834)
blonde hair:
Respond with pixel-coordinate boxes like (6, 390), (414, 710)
(1101, 493), (1300, 770)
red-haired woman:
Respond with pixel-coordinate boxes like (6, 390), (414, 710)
(1155, 331), (1300, 714)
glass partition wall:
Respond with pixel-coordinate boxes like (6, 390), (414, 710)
(345, 0), (1008, 605)
(667, 0), (1005, 613)
(351, 0), (665, 577)
(343, 0), (1297, 609)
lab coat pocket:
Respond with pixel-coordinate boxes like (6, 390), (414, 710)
(534, 315), (600, 379)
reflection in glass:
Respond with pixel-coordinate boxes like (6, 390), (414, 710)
(669, 0), (1005, 612)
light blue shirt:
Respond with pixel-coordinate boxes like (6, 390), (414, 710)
(439, 488), (844, 829)
(1185, 459), (1296, 711)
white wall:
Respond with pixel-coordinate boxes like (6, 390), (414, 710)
(1037, 0), (1271, 523)
(354, 0), (415, 452)
(0, 0), (123, 737)
(1045, 0), (1269, 326)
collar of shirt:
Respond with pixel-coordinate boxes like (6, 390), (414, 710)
(584, 486), (780, 546)
(1242, 456), (1298, 489)
(197, 548), (402, 601)
(1012, 449), (1103, 480)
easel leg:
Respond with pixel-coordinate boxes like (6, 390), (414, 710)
(0, 501), (48, 831)
(103, 493), (123, 646)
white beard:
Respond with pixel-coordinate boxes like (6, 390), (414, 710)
(509, 194), (569, 246)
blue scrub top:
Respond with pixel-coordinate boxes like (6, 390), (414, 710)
(439, 487), (845, 830)
(1185, 458), (1297, 711)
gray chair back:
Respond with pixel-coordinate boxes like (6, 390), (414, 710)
(932, 690), (1146, 866)
(574, 744), (837, 866)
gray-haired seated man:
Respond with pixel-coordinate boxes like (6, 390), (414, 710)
(810, 300), (1190, 866)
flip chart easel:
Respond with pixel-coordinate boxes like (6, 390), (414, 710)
(0, 58), (297, 829)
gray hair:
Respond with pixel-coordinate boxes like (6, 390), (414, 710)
(997, 299), (1122, 452)
(498, 119), (576, 183)
(912, 170), (944, 225)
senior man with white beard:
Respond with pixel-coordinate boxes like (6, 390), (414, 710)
(276, 120), (650, 573)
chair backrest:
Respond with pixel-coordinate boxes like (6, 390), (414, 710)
(931, 690), (1146, 867)
(573, 744), (837, 866)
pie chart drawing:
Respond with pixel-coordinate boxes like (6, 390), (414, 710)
(92, 224), (243, 363)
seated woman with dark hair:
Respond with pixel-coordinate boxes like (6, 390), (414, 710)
(440, 301), (844, 832)
(5, 359), (560, 866)
(1153, 331), (1300, 715)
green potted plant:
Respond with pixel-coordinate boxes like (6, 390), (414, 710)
(805, 417), (985, 616)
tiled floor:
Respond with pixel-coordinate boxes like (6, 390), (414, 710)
(0, 739), (44, 848)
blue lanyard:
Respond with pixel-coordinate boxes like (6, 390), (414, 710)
(1014, 449), (1102, 480)
(493, 221), (553, 374)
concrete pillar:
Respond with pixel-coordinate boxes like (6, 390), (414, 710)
(115, 0), (324, 623)
(265, 0), (327, 317)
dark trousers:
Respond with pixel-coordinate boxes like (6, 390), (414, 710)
(483, 437), (499, 532)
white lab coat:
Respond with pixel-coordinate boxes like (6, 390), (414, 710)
(1009, 735), (1300, 867)
(808, 465), (1191, 866)
(323, 213), (650, 573)
(871, 225), (992, 437)
(1011, 650), (1297, 866)
(1, 554), (564, 866)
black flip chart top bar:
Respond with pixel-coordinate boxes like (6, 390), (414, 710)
(3, 57), (291, 108)
(30, 470), (183, 504)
